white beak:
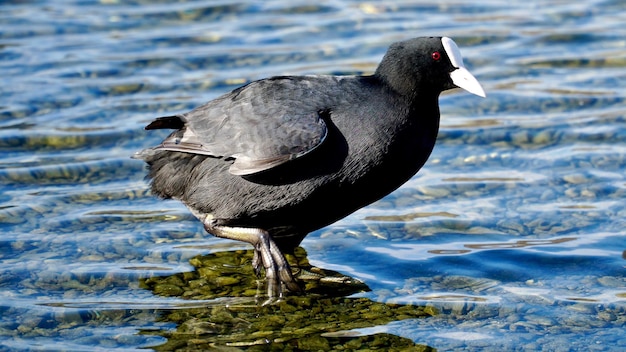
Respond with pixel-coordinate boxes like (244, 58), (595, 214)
(442, 37), (486, 98)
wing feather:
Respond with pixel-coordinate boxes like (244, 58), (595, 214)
(148, 77), (332, 175)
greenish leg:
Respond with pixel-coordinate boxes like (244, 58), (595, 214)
(195, 214), (301, 301)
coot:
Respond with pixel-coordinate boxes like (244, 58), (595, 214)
(136, 36), (485, 298)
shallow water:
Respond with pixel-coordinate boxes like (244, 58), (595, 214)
(1, 0), (625, 351)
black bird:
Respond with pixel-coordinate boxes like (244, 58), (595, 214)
(136, 36), (485, 299)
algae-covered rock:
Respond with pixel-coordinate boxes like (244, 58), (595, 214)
(141, 247), (369, 301)
(144, 295), (435, 351)
(140, 248), (436, 350)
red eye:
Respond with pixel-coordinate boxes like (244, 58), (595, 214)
(431, 51), (441, 61)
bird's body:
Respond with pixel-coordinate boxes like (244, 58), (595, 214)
(137, 37), (485, 299)
(143, 75), (440, 248)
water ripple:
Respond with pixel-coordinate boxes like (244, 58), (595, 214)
(1, 0), (625, 350)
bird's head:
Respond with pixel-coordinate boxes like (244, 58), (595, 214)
(375, 36), (486, 99)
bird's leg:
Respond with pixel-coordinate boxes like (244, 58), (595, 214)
(251, 247), (262, 277)
(200, 217), (301, 300)
(268, 238), (300, 292)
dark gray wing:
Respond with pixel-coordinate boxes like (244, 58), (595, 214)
(153, 77), (331, 176)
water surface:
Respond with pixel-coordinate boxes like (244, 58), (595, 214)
(1, 0), (625, 351)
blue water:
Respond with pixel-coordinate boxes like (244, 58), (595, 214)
(1, 0), (625, 351)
